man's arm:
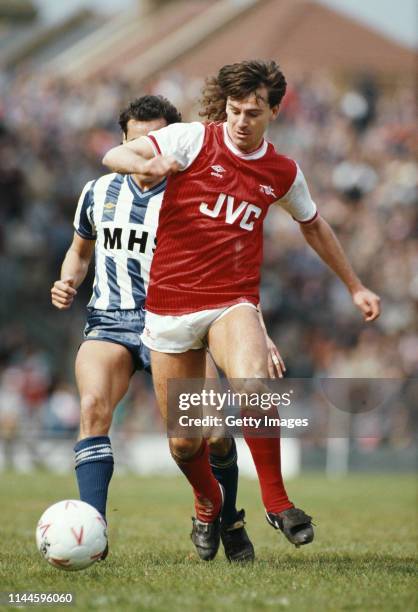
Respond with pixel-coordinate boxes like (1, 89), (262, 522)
(102, 137), (180, 182)
(300, 216), (381, 321)
(51, 233), (95, 310)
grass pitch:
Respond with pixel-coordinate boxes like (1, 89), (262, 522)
(0, 471), (416, 611)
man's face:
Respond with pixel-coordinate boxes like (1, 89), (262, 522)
(225, 86), (279, 153)
(124, 117), (167, 142)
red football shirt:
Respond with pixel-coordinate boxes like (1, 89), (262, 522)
(144, 122), (317, 315)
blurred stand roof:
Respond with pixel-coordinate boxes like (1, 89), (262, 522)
(1, 0), (415, 79)
(168, 0), (416, 79)
(0, 0), (37, 20)
(0, 0), (105, 69)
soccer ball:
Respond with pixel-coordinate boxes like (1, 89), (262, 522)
(36, 500), (107, 571)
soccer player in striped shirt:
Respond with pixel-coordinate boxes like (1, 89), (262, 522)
(103, 60), (381, 560)
(51, 95), (282, 562)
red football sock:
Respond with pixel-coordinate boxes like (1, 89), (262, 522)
(174, 439), (222, 522)
(244, 435), (293, 514)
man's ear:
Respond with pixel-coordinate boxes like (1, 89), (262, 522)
(271, 104), (280, 120)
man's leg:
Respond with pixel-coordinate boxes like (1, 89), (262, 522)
(208, 306), (313, 546)
(208, 306), (292, 513)
(150, 348), (223, 559)
(208, 437), (238, 524)
(208, 435), (255, 561)
(204, 355), (239, 526)
(74, 340), (132, 520)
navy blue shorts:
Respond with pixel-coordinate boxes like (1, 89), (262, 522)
(83, 308), (151, 373)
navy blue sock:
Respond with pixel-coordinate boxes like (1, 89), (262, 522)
(74, 435), (114, 520)
(209, 438), (239, 525)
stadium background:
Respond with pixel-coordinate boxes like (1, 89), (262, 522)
(0, 0), (416, 476)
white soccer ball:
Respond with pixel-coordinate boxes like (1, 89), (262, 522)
(36, 500), (107, 571)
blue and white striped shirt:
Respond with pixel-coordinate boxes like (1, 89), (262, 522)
(74, 173), (165, 310)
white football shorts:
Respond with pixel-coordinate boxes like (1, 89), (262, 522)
(141, 302), (257, 353)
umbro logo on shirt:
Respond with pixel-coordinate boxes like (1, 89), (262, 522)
(211, 165), (226, 178)
(259, 184), (276, 198)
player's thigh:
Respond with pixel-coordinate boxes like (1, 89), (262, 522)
(205, 351), (219, 379)
(208, 305), (269, 378)
(75, 340), (133, 410)
(150, 348), (206, 420)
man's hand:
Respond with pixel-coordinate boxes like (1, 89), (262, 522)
(266, 335), (286, 378)
(139, 155), (181, 183)
(51, 277), (77, 310)
(352, 287), (381, 322)
(300, 217), (381, 323)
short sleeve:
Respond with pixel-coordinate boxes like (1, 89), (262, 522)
(144, 122), (205, 171)
(276, 164), (318, 223)
(73, 181), (96, 239)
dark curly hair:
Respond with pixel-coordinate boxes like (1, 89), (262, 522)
(118, 95), (182, 137)
(200, 60), (287, 122)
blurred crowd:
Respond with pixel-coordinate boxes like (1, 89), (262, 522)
(0, 66), (416, 461)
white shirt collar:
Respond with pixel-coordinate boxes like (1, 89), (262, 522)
(222, 122), (268, 160)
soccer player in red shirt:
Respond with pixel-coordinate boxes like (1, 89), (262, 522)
(103, 60), (381, 561)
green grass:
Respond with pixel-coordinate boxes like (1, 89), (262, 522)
(0, 472), (416, 611)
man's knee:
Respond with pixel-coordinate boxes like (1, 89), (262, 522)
(170, 437), (202, 461)
(80, 393), (113, 435)
(233, 376), (269, 396)
(226, 357), (268, 380)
